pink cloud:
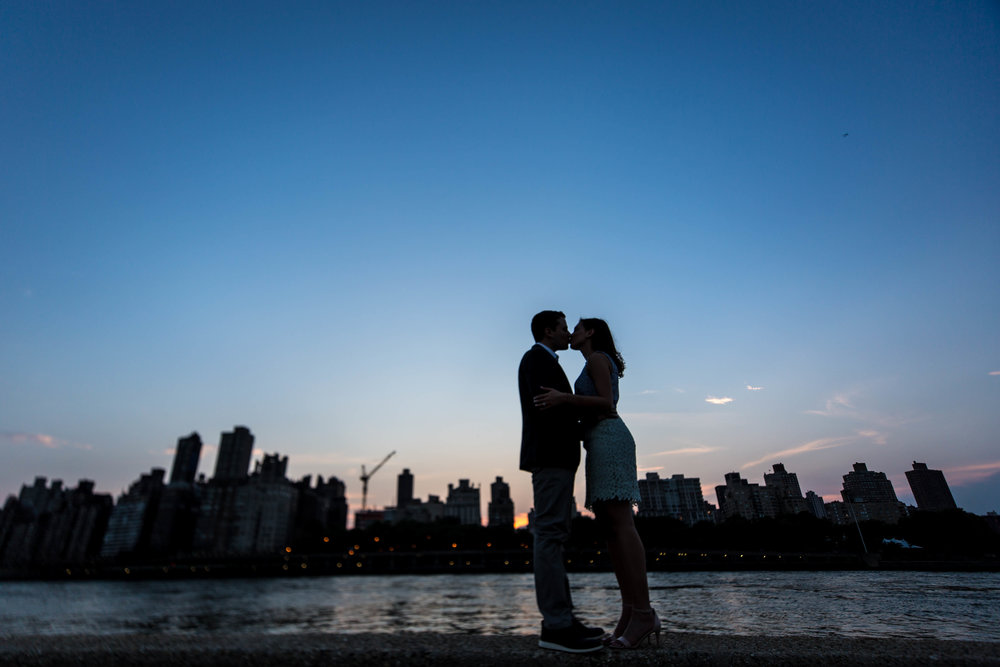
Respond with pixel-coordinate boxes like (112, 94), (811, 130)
(741, 436), (852, 470)
(943, 461), (1000, 486)
(652, 446), (719, 456)
(0, 431), (92, 451)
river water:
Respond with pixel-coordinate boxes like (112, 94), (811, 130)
(2, 571), (998, 641)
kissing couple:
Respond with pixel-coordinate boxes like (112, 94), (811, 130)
(518, 310), (660, 653)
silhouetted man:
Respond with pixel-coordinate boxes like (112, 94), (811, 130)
(518, 310), (603, 653)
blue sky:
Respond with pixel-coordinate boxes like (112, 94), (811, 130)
(2, 1), (998, 522)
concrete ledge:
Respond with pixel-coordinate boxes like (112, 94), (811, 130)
(1, 632), (998, 666)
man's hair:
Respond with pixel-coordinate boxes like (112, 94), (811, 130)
(531, 310), (566, 342)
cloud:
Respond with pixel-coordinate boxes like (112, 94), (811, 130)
(746, 385), (763, 391)
(652, 447), (719, 456)
(637, 466), (664, 473)
(805, 393), (854, 417)
(741, 435), (856, 470)
(0, 431), (92, 451)
(943, 461), (1000, 486)
(638, 389), (659, 395)
(804, 390), (916, 429)
(990, 371), (1000, 376)
(855, 429), (888, 446)
(705, 396), (733, 405)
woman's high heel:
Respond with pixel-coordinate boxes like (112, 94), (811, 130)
(608, 607), (660, 649)
(601, 603), (632, 645)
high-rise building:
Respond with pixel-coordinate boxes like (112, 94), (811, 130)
(842, 462), (897, 503)
(488, 476), (515, 529)
(147, 483), (200, 556)
(839, 462), (906, 524)
(213, 426), (254, 482)
(170, 433), (202, 485)
(763, 463), (808, 515)
(638, 473), (712, 525)
(294, 474), (348, 539)
(805, 491), (827, 519)
(397, 469), (414, 508)
(148, 433), (204, 556)
(0, 478), (112, 567)
(715, 472), (777, 521)
(230, 454), (298, 554)
(254, 453), (288, 481)
(101, 468), (166, 558)
(445, 479), (481, 526)
(194, 427), (256, 554)
(196, 449), (299, 555)
(905, 461), (958, 512)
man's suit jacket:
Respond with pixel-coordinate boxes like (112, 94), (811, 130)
(518, 344), (581, 472)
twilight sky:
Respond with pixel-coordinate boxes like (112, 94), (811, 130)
(2, 1), (998, 524)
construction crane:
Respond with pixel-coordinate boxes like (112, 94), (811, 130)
(360, 450), (395, 511)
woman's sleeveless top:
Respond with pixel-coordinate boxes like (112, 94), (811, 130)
(574, 352), (620, 405)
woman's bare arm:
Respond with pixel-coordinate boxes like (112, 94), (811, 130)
(533, 353), (617, 415)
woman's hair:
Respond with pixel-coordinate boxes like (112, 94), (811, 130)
(579, 318), (625, 377)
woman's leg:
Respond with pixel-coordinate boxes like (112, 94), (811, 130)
(596, 500), (651, 639)
(600, 500), (649, 610)
(595, 504), (630, 637)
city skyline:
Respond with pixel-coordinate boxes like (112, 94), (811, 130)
(2, 3), (998, 519)
(2, 424), (984, 529)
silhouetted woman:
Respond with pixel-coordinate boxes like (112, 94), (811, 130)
(534, 318), (659, 649)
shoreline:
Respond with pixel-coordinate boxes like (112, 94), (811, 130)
(2, 632), (998, 666)
(3, 553), (998, 582)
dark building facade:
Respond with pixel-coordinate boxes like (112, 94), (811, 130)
(763, 463), (808, 515)
(0, 478), (112, 567)
(488, 476), (515, 529)
(445, 479), (481, 526)
(839, 462), (906, 524)
(194, 427), (256, 554)
(397, 469), (414, 508)
(638, 472), (712, 525)
(905, 461), (958, 512)
(293, 474), (348, 544)
(805, 490), (827, 519)
(147, 434), (205, 556)
(715, 472), (777, 521)
(170, 432), (202, 485)
(100, 468), (166, 558)
(213, 426), (254, 482)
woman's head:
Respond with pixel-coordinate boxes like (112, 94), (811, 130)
(572, 317), (626, 377)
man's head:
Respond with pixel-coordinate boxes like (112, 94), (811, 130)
(530, 310), (570, 350)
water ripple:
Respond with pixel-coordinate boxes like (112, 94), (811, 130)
(1, 571), (998, 641)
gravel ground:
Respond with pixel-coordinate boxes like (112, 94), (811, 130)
(1, 633), (999, 666)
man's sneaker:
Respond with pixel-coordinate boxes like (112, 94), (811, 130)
(538, 623), (604, 653)
(572, 617), (605, 639)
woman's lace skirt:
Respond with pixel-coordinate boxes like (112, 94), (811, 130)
(583, 417), (641, 510)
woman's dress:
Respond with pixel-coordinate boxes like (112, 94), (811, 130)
(575, 353), (641, 510)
